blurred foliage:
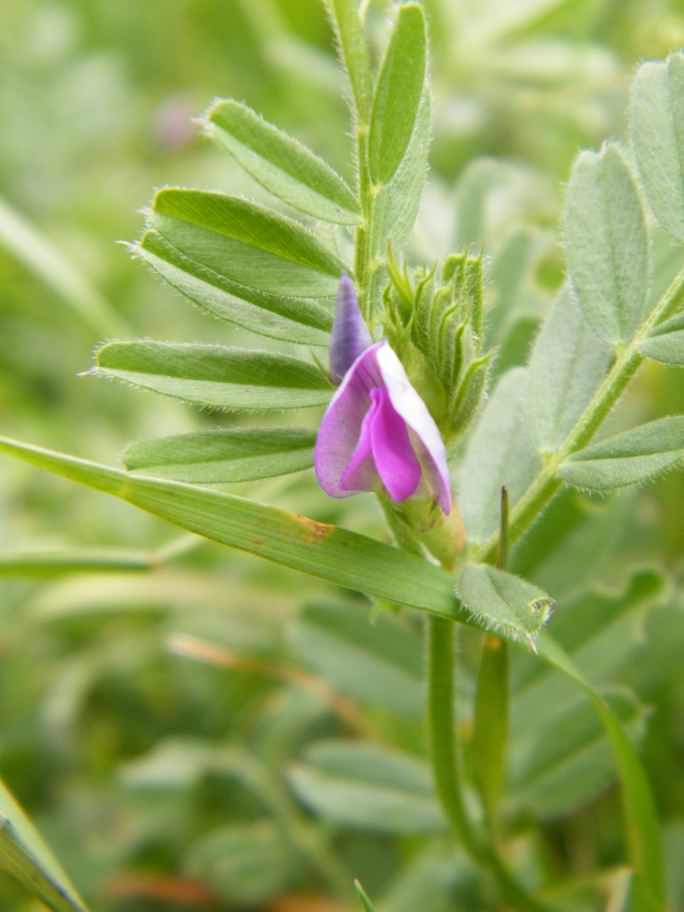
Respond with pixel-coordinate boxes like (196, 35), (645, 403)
(2, 1), (684, 911)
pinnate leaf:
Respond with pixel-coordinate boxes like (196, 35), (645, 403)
(124, 428), (315, 483)
(205, 99), (360, 224)
(94, 341), (332, 411)
(565, 144), (648, 344)
(560, 416), (684, 491)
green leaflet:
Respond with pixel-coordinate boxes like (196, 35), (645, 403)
(559, 416), (684, 491)
(94, 341), (333, 411)
(565, 144), (649, 344)
(288, 741), (444, 833)
(369, 4), (428, 185)
(151, 189), (345, 285)
(630, 52), (684, 242)
(124, 428), (316, 483)
(0, 777), (89, 912)
(137, 188), (348, 345)
(323, 0), (372, 122)
(528, 286), (611, 451)
(205, 99), (360, 224)
(137, 230), (332, 346)
(639, 312), (684, 366)
(538, 636), (665, 911)
(0, 435), (551, 642)
(456, 564), (555, 644)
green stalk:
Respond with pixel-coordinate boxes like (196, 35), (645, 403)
(427, 614), (550, 912)
(477, 265), (684, 565)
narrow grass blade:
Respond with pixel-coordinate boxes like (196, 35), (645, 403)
(0, 435), (548, 643)
(0, 777), (90, 912)
(124, 428), (315, 483)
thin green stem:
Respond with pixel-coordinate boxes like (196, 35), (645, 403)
(427, 615), (479, 850)
(426, 615), (550, 912)
(477, 265), (684, 565)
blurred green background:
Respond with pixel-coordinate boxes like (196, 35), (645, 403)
(2, 1), (684, 910)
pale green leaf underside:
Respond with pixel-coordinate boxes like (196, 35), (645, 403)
(565, 144), (648, 344)
(0, 778), (89, 912)
(288, 741), (444, 833)
(528, 286), (611, 450)
(205, 99), (360, 224)
(456, 564), (554, 643)
(137, 231), (332, 346)
(638, 312), (684, 365)
(560, 416), (684, 491)
(630, 52), (684, 242)
(94, 341), (332, 411)
(369, 3), (427, 185)
(124, 428), (315, 483)
(458, 368), (540, 544)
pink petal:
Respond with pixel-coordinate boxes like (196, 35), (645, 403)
(369, 387), (421, 501)
(314, 343), (384, 498)
(340, 390), (379, 492)
(375, 343), (452, 513)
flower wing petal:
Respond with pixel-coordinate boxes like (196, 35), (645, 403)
(369, 387), (422, 502)
(314, 342), (384, 498)
(376, 343), (452, 513)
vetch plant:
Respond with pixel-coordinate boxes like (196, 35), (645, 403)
(3, 3), (684, 911)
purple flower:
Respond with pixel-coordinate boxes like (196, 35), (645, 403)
(315, 279), (452, 513)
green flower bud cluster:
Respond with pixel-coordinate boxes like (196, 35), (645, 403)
(383, 248), (492, 440)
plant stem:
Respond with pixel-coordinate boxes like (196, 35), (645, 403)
(427, 615), (479, 850)
(477, 265), (684, 565)
(426, 614), (550, 912)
